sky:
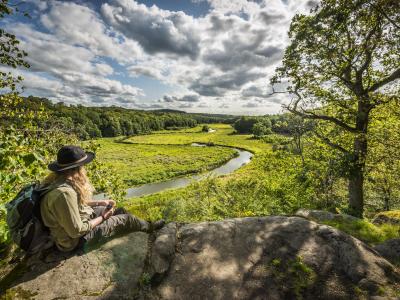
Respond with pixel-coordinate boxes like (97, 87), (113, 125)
(2, 0), (317, 115)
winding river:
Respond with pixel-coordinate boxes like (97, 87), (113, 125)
(94, 143), (253, 199)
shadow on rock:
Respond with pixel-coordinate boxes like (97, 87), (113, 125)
(146, 216), (400, 299)
(2, 232), (149, 299)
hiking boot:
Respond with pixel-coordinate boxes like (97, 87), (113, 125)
(148, 219), (166, 232)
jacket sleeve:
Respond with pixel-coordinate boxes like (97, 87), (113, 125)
(52, 189), (92, 238)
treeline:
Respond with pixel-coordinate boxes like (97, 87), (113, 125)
(233, 114), (311, 137)
(16, 97), (237, 139)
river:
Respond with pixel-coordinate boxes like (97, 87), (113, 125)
(94, 143), (253, 199)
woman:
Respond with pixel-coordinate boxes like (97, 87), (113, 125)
(40, 145), (165, 252)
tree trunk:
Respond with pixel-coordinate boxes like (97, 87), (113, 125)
(348, 99), (369, 218)
(348, 161), (364, 218)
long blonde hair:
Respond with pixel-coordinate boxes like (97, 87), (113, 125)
(41, 166), (94, 205)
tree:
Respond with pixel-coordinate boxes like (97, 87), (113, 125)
(272, 0), (400, 217)
(202, 125), (210, 132)
(0, 0), (29, 92)
(233, 116), (259, 134)
(252, 122), (272, 138)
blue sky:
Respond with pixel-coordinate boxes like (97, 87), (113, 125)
(2, 0), (316, 114)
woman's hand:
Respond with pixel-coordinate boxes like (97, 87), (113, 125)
(105, 199), (116, 207)
(88, 199), (116, 207)
(102, 207), (114, 220)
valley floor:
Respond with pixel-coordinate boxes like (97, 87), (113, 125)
(95, 124), (400, 246)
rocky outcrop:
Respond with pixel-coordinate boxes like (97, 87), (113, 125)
(295, 208), (359, 223)
(2, 217), (400, 299)
(1, 232), (149, 299)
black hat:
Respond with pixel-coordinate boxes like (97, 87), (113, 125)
(48, 145), (95, 172)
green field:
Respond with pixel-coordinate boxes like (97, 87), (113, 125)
(127, 124), (270, 153)
(95, 133), (238, 186)
(118, 124), (304, 222)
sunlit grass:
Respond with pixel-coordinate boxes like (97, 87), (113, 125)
(322, 218), (400, 244)
(94, 135), (237, 186)
(126, 124), (271, 153)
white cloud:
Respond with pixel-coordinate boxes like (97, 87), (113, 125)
(40, 1), (142, 63)
(101, 0), (201, 59)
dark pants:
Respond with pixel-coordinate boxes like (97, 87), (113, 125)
(79, 207), (149, 251)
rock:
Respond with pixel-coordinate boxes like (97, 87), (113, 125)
(3, 232), (149, 300)
(151, 217), (399, 299)
(295, 209), (359, 223)
(150, 223), (178, 276)
(2, 217), (400, 299)
(373, 211), (400, 225)
(374, 238), (400, 265)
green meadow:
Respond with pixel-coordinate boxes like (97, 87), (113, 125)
(95, 134), (238, 186)
(113, 124), (297, 220)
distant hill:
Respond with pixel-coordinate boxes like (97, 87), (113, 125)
(151, 109), (187, 114)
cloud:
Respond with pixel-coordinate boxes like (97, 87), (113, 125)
(101, 0), (201, 59)
(40, 1), (142, 63)
(161, 93), (200, 102)
(190, 69), (263, 96)
(197, 102), (209, 108)
(178, 102), (195, 109)
(162, 95), (177, 103)
(194, 0), (260, 14)
(179, 94), (200, 102)
(128, 65), (164, 80)
(241, 85), (271, 98)
(242, 101), (259, 108)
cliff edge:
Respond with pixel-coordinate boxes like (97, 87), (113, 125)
(2, 216), (400, 299)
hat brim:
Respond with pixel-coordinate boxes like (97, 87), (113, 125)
(48, 152), (95, 172)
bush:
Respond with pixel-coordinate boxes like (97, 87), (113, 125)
(252, 122), (273, 138)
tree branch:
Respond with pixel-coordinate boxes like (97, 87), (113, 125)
(285, 104), (358, 133)
(373, 4), (400, 30)
(368, 68), (400, 92)
(314, 131), (350, 154)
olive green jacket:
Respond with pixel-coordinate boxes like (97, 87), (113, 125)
(40, 181), (94, 251)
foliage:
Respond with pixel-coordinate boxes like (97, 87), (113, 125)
(374, 210), (400, 220)
(15, 97), (237, 140)
(201, 125), (210, 132)
(0, 1), (29, 92)
(269, 256), (316, 300)
(322, 218), (400, 245)
(272, 0), (400, 217)
(83, 141), (128, 202)
(233, 116), (260, 134)
(0, 94), (76, 249)
(366, 101), (400, 211)
(252, 122), (272, 138)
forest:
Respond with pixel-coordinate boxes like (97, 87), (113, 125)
(7, 96), (237, 139)
(0, 0), (400, 283)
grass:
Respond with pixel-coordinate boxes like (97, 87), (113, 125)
(117, 124), (314, 222)
(374, 210), (400, 221)
(126, 124), (271, 153)
(322, 218), (400, 245)
(94, 135), (237, 186)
